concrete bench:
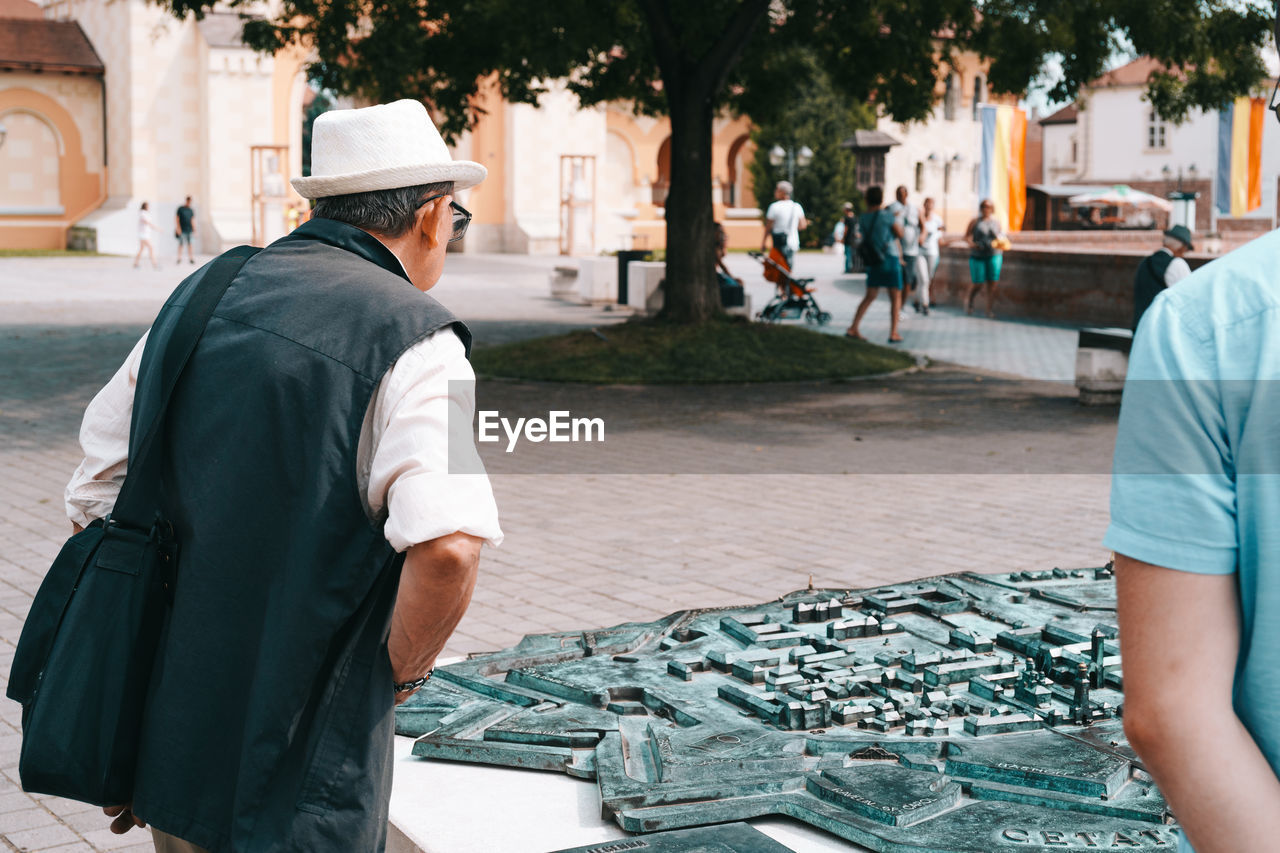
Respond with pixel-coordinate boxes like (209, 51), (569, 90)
(577, 256), (618, 304)
(626, 260), (667, 314)
(549, 264), (578, 300)
(1075, 327), (1132, 405)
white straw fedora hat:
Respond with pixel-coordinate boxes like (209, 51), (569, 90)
(291, 99), (486, 199)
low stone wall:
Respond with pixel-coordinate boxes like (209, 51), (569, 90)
(930, 246), (1212, 328)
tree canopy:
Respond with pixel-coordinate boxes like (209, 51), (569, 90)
(747, 52), (875, 248)
(159, 0), (1277, 321)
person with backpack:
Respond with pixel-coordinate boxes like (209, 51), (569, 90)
(845, 185), (905, 343)
(761, 180), (807, 269)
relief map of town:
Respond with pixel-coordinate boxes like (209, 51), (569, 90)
(397, 566), (1178, 852)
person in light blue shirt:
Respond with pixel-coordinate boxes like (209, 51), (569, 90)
(1106, 230), (1280, 853)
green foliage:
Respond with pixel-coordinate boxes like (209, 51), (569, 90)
(470, 317), (915, 383)
(153, 0), (1275, 321)
(301, 87), (335, 178)
(747, 52), (873, 248)
(971, 0), (1274, 122)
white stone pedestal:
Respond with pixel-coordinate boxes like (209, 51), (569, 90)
(626, 260), (666, 315)
(577, 256), (618, 304)
(1075, 328), (1132, 405)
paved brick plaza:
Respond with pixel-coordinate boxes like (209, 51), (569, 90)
(0, 251), (1115, 851)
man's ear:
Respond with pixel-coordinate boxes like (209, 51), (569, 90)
(419, 196), (448, 249)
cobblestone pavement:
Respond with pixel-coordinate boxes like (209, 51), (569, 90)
(0, 253), (1113, 851)
(724, 249), (1082, 382)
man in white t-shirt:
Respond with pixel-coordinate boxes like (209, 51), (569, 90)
(762, 180), (807, 269)
(888, 186), (921, 315)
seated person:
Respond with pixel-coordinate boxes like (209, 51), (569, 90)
(715, 222), (745, 308)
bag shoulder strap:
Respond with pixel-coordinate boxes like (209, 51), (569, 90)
(112, 246), (260, 527)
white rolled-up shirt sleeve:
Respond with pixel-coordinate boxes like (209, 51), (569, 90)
(364, 327), (503, 552)
(67, 325), (502, 552)
(64, 331), (149, 527)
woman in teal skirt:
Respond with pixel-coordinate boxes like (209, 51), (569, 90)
(963, 198), (1005, 317)
(845, 186), (905, 343)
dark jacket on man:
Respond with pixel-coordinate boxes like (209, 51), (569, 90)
(1132, 249), (1176, 332)
(128, 218), (467, 852)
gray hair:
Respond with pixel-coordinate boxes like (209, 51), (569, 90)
(311, 181), (454, 237)
(775, 181), (793, 197)
(1163, 235), (1187, 251)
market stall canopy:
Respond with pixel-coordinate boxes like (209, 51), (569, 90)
(838, 130), (902, 150)
(1068, 185), (1173, 212)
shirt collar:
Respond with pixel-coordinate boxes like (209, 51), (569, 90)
(279, 218), (412, 283)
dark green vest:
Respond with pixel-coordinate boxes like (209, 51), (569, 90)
(1133, 249), (1175, 332)
(128, 219), (468, 852)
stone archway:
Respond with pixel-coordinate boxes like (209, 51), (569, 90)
(653, 136), (671, 207)
(725, 133), (754, 208)
(0, 87), (105, 249)
(0, 109), (62, 213)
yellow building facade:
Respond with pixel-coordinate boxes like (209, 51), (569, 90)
(2, 2), (1008, 256)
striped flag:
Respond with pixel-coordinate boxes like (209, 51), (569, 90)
(978, 104), (1028, 232)
(1216, 97), (1265, 217)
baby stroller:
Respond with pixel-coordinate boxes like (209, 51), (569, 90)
(748, 248), (832, 325)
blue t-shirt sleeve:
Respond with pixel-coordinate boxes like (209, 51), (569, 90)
(1104, 295), (1238, 574)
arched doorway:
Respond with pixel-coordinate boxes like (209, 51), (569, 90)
(652, 136), (671, 207)
(0, 109), (63, 214)
(725, 134), (752, 208)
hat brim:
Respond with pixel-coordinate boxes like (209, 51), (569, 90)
(291, 160), (487, 199)
(1162, 228), (1194, 250)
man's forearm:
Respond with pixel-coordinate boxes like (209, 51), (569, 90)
(1116, 554), (1280, 852)
(388, 532), (481, 689)
(1131, 713), (1280, 852)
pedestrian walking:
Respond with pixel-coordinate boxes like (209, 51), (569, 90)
(839, 201), (858, 273)
(963, 198), (1007, 317)
(917, 197), (944, 314)
(889, 186), (922, 315)
(64, 99), (500, 852)
(845, 185), (903, 343)
(1131, 224), (1193, 332)
(133, 202), (159, 269)
(762, 180), (807, 270)
(174, 196), (196, 264)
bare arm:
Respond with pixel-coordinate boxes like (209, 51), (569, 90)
(963, 218), (977, 247)
(761, 217), (774, 250)
(1116, 554), (1280, 852)
(388, 531), (482, 703)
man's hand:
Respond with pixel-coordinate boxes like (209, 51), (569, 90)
(1116, 554), (1280, 852)
(388, 532), (482, 704)
(103, 803), (146, 834)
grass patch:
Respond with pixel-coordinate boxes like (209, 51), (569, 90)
(471, 317), (916, 383)
(0, 249), (105, 257)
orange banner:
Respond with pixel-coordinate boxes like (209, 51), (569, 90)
(1006, 108), (1027, 232)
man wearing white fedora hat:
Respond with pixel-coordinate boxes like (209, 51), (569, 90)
(64, 99), (502, 852)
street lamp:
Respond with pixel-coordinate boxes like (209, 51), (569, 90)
(769, 143), (813, 185)
(928, 152), (964, 226)
(1161, 163), (1198, 192)
(1162, 163), (1200, 230)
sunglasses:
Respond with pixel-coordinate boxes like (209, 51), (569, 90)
(417, 194), (472, 243)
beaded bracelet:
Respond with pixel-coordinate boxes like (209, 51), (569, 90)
(393, 670), (433, 693)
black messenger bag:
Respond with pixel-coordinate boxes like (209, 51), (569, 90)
(6, 245), (259, 806)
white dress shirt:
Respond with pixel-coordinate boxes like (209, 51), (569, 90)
(65, 326), (503, 553)
(1157, 247), (1192, 287)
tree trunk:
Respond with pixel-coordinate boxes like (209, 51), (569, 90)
(659, 86), (721, 324)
